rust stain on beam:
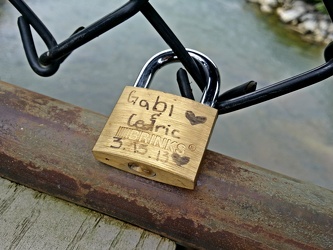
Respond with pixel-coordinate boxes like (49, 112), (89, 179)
(0, 80), (332, 249)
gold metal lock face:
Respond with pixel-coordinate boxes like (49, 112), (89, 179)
(93, 49), (220, 189)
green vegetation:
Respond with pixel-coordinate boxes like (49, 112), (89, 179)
(304, 0), (327, 14)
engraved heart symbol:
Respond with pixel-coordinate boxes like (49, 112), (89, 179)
(172, 153), (190, 166)
(185, 110), (207, 125)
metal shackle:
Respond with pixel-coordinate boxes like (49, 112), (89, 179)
(134, 49), (220, 107)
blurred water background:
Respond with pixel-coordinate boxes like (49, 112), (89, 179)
(0, 0), (332, 189)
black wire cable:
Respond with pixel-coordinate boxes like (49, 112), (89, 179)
(8, 0), (333, 116)
(17, 17), (59, 76)
(10, 0), (206, 87)
(9, 0), (149, 76)
(177, 68), (195, 100)
(39, 0), (149, 66)
(10, 0), (62, 76)
(9, 0), (56, 47)
(323, 0), (333, 22)
(140, 3), (206, 90)
(216, 59), (333, 114)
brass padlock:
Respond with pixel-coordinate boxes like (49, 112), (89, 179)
(93, 49), (220, 189)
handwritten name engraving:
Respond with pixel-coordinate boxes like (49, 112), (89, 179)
(127, 114), (180, 139)
(127, 90), (174, 117)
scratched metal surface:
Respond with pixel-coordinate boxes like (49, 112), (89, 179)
(0, 80), (333, 249)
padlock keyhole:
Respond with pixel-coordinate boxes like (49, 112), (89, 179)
(128, 163), (156, 177)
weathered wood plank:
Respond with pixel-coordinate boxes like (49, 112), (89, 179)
(0, 178), (176, 250)
(0, 80), (333, 249)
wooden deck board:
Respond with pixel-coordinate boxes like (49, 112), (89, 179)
(0, 178), (176, 250)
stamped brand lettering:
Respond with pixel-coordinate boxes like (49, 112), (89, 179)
(115, 126), (186, 155)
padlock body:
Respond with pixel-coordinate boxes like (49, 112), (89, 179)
(93, 86), (217, 189)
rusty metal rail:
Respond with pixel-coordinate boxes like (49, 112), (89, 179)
(0, 80), (332, 249)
